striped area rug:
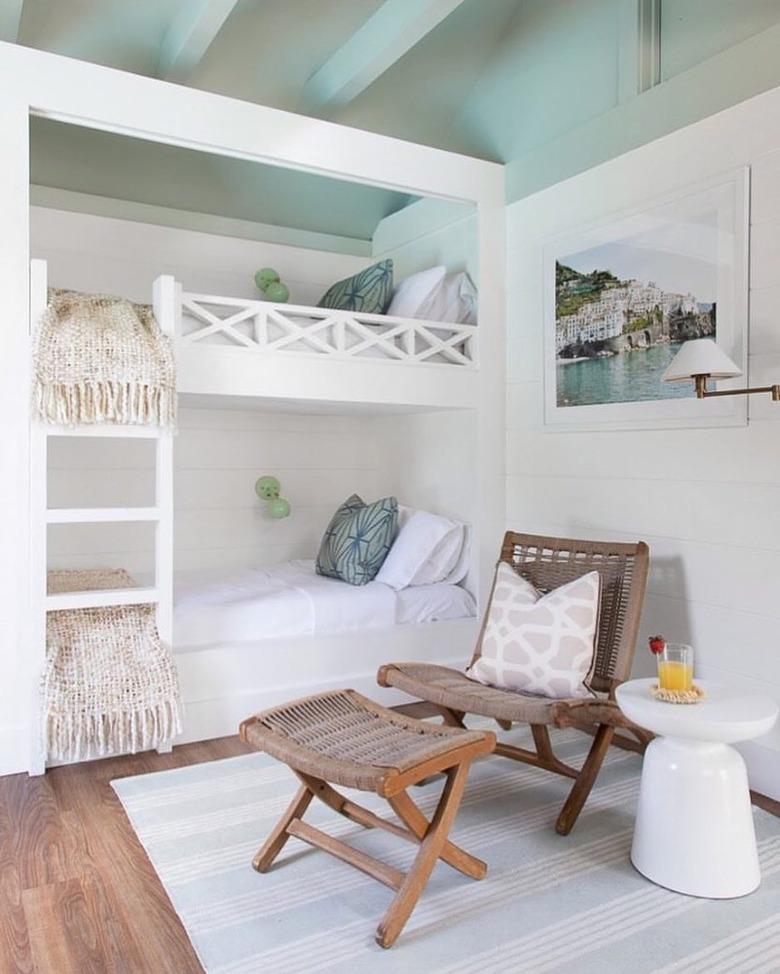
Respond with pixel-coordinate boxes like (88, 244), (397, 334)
(112, 726), (780, 973)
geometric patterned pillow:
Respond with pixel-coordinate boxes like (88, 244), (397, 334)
(467, 563), (600, 699)
(315, 494), (398, 586)
(317, 259), (394, 314)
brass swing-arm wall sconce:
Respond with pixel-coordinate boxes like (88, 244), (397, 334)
(662, 338), (780, 402)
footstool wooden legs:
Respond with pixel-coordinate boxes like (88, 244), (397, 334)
(251, 784), (312, 872)
(376, 761), (471, 948)
(240, 689), (495, 948)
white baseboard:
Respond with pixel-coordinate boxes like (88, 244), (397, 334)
(0, 722), (29, 776)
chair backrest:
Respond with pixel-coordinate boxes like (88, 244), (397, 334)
(472, 531), (650, 695)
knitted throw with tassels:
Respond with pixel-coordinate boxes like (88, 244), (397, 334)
(33, 288), (176, 427)
(43, 570), (183, 762)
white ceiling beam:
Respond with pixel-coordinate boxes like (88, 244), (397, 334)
(158, 0), (238, 81)
(300, 0), (468, 115)
(0, 0), (24, 42)
(618, 0), (661, 102)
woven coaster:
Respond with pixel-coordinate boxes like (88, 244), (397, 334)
(651, 683), (704, 705)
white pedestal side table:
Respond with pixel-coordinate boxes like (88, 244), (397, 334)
(616, 678), (778, 899)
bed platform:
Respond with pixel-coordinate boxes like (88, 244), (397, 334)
(176, 287), (479, 410)
(176, 617), (478, 745)
(171, 560), (478, 743)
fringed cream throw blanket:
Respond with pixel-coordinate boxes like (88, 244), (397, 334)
(33, 289), (176, 427)
(43, 570), (183, 762)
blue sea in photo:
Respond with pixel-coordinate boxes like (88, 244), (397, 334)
(556, 342), (695, 407)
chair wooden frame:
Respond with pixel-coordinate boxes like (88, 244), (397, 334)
(240, 691), (495, 948)
(378, 531), (650, 835)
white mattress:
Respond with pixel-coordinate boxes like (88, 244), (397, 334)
(174, 559), (475, 649)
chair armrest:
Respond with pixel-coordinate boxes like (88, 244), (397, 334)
(553, 697), (640, 730)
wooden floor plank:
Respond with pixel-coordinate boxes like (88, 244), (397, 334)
(0, 736), (247, 974)
(0, 781), (37, 973)
(23, 879), (108, 974)
(57, 762), (203, 973)
(3, 773), (81, 890)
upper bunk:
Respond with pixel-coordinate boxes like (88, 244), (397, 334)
(173, 284), (479, 410)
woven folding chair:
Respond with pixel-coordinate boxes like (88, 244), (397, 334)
(378, 531), (650, 835)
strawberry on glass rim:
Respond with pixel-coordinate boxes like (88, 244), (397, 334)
(648, 635), (666, 655)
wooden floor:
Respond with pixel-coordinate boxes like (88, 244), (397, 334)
(0, 736), (250, 974)
(2, 726), (777, 973)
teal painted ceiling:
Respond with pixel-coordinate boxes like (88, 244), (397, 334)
(20, 0), (521, 241)
(30, 118), (416, 242)
(14, 0), (780, 238)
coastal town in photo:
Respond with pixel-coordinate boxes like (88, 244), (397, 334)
(555, 247), (717, 408)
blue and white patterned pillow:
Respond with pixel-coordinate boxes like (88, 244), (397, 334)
(317, 259), (394, 314)
(316, 493), (398, 586)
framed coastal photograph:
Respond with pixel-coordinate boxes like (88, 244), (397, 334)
(542, 169), (749, 431)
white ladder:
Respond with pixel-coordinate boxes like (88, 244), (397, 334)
(28, 260), (179, 775)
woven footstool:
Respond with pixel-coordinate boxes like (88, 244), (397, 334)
(240, 689), (495, 948)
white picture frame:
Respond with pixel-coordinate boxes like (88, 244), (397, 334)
(542, 167), (749, 432)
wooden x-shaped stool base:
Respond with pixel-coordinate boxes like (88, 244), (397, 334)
(253, 761), (484, 948)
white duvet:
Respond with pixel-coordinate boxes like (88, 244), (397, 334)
(173, 559), (474, 649)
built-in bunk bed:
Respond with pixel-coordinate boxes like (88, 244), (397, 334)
(3, 44), (503, 781)
(31, 248), (485, 764)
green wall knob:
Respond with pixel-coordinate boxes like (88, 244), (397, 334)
(268, 496), (291, 519)
(255, 475), (280, 500)
(264, 280), (290, 303)
(255, 267), (280, 292)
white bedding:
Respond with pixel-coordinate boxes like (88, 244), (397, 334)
(174, 559), (475, 649)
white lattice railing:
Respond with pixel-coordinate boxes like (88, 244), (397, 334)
(178, 293), (478, 369)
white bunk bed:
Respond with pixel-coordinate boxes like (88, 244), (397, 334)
(3, 42), (504, 782)
(30, 259), (482, 763)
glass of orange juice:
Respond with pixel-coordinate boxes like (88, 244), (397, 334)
(657, 642), (694, 691)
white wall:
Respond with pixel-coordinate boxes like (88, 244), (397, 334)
(506, 87), (780, 798)
(35, 208), (387, 579)
(31, 206), (368, 306)
(373, 198), (478, 283)
(36, 204), (481, 589)
(373, 198), (499, 608)
(48, 406), (384, 578)
(49, 408), (382, 575)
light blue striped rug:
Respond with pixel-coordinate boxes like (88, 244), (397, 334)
(112, 726), (780, 974)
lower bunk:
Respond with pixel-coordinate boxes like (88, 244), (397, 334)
(172, 557), (478, 743)
(174, 617), (479, 745)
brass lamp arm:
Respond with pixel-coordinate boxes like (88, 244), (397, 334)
(693, 374), (780, 401)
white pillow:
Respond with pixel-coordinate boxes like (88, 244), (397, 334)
(417, 271), (478, 324)
(375, 507), (465, 589)
(467, 563), (600, 699)
(387, 266), (446, 318)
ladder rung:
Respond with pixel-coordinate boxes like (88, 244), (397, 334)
(46, 507), (161, 524)
(45, 587), (160, 611)
(38, 424), (164, 439)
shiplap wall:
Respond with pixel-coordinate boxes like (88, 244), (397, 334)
(47, 409), (383, 576)
(506, 94), (780, 798)
(373, 198), (478, 284)
(31, 206), (368, 305)
(33, 209), (382, 576)
(36, 205), (482, 581)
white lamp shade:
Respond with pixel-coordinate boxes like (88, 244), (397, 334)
(662, 338), (742, 383)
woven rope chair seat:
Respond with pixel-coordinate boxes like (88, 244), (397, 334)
(379, 662), (583, 723)
(242, 689), (490, 793)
